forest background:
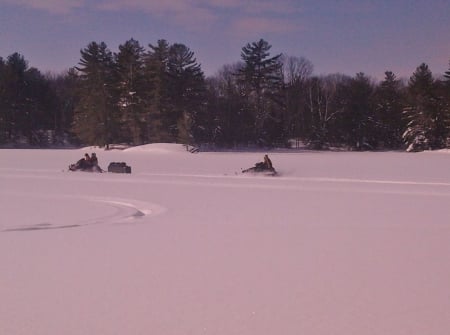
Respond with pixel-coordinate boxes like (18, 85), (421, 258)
(1, 38), (449, 152)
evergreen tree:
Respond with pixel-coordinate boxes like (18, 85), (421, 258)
(145, 39), (172, 142)
(282, 55), (313, 143)
(115, 39), (146, 145)
(444, 60), (450, 82)
(1, 53), (28, 141)
(443, 59), (450, 105)
(403, 63), (448, 151)
(439, 60), (450, 146)
(337, 73), (376, 149)
(205, 63), (247, 147)
(73, 42), (119, 147)
(0, 57), (7, 142)
(166, 43), (206, 143)
(47, 69), (79, 142)
(374, 71), (405, 148)
(0, 53), (53, 144)
(24, 67), (56, 143)
(238, 39), (284, 145)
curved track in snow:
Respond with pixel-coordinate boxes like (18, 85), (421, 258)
(0, 193), (166, 232)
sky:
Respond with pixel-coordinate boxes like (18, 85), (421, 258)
(0, 0), (449, 80)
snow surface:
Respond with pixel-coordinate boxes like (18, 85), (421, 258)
(1, 144), (450, 335)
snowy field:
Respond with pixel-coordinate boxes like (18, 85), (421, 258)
(1, 144), (450, 335)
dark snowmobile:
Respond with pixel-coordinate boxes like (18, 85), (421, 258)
(68, 157), (102, 172)
(242, 155), (277, 176)
(242, 164), (277, 176)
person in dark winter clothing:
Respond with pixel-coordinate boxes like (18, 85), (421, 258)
(69, 152), (102, 172)
(242, 154), (276, 174)
(255, 154), (273, 170)
(90, 153), (102, 172)
(263, 154), (273, 169)
(73, 153), (91, 170)
(73, 153), (90, 170)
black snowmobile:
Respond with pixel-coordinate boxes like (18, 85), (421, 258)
(68, 158), (102, 172)
(242, 155), (277, 176)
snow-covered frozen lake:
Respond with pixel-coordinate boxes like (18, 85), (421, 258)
(1, 144), (450, 335)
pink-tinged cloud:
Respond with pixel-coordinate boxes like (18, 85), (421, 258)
(231, 16), (301, 37)
(0, 0), (301, 35)
(169, 7), (218, 32)
(96, 0), (190, 14)
(196, 0), (300, 14)
(0, 0), (85, 14)
(241, 0), (301, 16)
(96, 0), (218, 31)
(0, 0), (301, 32)
(324, 0), (376, 14)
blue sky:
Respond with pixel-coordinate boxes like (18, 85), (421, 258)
(1, 0), (449, 80)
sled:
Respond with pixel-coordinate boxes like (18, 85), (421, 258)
(108, 162), (132, 174)
(68, 162), (102, 173)
(242, 166), (277, 176)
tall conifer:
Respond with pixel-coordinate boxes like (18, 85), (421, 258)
(115, 39), (146, 145)
(73, 42), (118, 147)
(403, 63), (448, 151)
(238, 39), (284, 145)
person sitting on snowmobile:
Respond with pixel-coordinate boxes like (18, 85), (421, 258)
(90, 152), (103, 172)
(73, 153), (90, 170)
(69, 153), (97, 171)
(242, 154), (276, 174)
(254, 154), (273, 170)
(263, 154), (273, 169)
(83, 153), (92, 168)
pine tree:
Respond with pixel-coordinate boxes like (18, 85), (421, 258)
(338, 73), (376, 149)
(443, 60), (450, 108)
(73, 42), (119, 147)
(47, 69), (79, 141)
(1, 53), (28, 141)
(374, 71), (405, 148)
(115, 39), (146, 145)
(444, 60), (450, 82)
(0, 53), (53, 145)
(23, 68), (55, 144)
(238, 39), (284, 145)
(204, 63), (248, 147)
(440, 60), (450, 146)
(403, 63), (448, 151)
(166, 43), (206, 143)
(0, 56), (8, 142)
(282, 55), (313, 142)
(145, 40), (172, 142)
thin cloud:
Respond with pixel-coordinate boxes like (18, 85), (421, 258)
(170, 7), (218, 32)
(95, 0), (301, 33)
(319, 0), (376, 14)
(96, 0), (218, 31)
(0, 0), (311, 20)
(0, 0), (85, 14)
(0, 0), (303, 33)
(96, 0), (190, 14)
(97, 0), (300, 35)
(241, 0), (301, 16)
(100, 0), (304, 39)
(196, 0), (300, 14)
(231, 16), (301, 37)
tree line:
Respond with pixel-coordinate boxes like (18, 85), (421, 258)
(1, 38), (449, 151)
